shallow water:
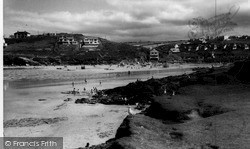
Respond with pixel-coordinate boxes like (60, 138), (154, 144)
(4, 66), (193, 89)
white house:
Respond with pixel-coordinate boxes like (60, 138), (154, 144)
(81, 36), (100, 51)
(224, 44), (227, 49)
(233, 43), (237, 50)
(196, 46), (199, 51)
(214, 44), (217, 50)
(170, 44), (180, 53)
(245, 44), (249, 50)
(83, 36), (99, 44)
(150, 49), (159, 60)
(223, 35), (230, 40)
(204, 46), (208, 51)
(3, 38), (7, 48)
(58, 36), (78, 45)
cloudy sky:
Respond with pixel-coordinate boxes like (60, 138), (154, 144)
(3, 0), (250, 41)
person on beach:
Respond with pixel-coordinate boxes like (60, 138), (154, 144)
(94, 87), (97, 93)
(72, 81), (75, 87)
(85, 79), (87, 84)
(99, 81), (102, 86)
(73, 88), (76, 95)
(83, 87), (86, 92)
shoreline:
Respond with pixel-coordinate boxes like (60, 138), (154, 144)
(4, 63), (216, 87)
(3, 63), (219, 149)
(3, 62), (219, 70)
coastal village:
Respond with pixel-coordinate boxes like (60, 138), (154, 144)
(3, 31), (250, 66)
(3, 0), (250, 148)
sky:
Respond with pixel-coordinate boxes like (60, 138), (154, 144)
(3, 0), (250, 41)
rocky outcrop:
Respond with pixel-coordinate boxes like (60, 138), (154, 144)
(81, 60), (250, 149)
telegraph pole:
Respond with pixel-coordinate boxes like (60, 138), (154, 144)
(214, 0), (217, 38)
(215, 0), (217, 18)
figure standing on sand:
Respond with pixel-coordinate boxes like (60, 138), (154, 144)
(84, 79), (87, 84)
(99, 81), (102, 86)
(72, 81), (75, 87)
(73, 88), (76, 96)
(85, 142), (90, 148)
(93, 87), (98, 93)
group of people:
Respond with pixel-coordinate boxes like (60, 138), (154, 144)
(72, 88), (80, 95)
(90, 87), (99, 95)
(70, 79), (102, 96)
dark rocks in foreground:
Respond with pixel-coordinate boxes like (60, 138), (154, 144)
(145, 95), (231, 122)
(80, 60), (250, 149)
(227, 60), (250, 83)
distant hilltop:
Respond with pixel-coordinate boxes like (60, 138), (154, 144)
(126, 35), (250, 63)
(5, 32), (105, 51)
(3, 32), (250, 66)
(3, 32), (148, 66)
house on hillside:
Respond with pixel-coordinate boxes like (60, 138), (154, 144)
(233, 43), (237, 50)
(170, 44), (180, 53)
(81, 36), (100, 51)
(58, 36), (78, 45)
(214, 44), (217, 50)
(223, 35), (230, 40)
(150, 49), (159, 60)
(245, 44), (249, 50)
(3, 38), (7, 48)
(14, 31), (30, 39)
(179, 53), (200, 63)
(42, 33), (57, 36)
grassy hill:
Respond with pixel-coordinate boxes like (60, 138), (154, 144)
(4, 35), (148, 66)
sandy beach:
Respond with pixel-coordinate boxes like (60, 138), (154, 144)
(3, 63), (215, 149)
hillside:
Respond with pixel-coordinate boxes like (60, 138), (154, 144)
(154, 37), (250, 63)
(4, 35), (148, 66)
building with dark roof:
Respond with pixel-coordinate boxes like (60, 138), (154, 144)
(14, 31), (30, 39)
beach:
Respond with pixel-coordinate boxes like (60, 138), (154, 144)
(3, 63), (214, 149)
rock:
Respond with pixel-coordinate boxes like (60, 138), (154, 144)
(134, 103), (146, 110)
(38, 99), (47, 101)
(75, 98), (98, 104)
(64, 98), (73, 102)
(75, 98), (90, 104)
(169, 131), (184, 140)
(227, 60), (250, 83)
